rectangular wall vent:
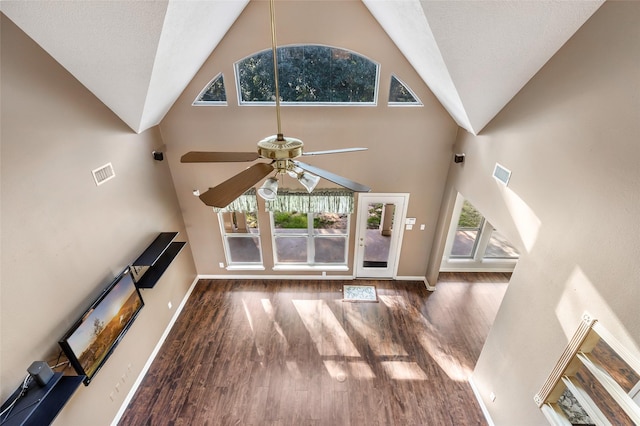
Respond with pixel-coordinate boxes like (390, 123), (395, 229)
(92, 162), (115, 186)
(493, 163), (511, 186)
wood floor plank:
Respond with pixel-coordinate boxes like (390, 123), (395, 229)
(119, 274), (508, 425)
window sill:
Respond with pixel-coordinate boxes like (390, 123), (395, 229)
(273, 265), (349, 272)
(226, 265), (265, 271)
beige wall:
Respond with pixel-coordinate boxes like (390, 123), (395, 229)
(429, 2), (639, 424)
(160, 0), (458, 278)
(1, 14), (197, 425)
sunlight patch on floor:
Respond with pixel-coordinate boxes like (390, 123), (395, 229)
(343, 303), (408, 357)
(286, 360), (303, 380)
(242, 298), (255, 335)
(380, 295), (472, 382)
(380, 361), (428, 380)
(293, 299), (360, 357)
(323, 360), (376, 380)
(262, 298), (286, 340)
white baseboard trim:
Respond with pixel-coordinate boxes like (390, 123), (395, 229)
(469, 375), (495, 426)
(439, 265), (516, 273)
(110, 276), (199, 426)
(197, 274), (432, 289)
(395, 275), (435, 291)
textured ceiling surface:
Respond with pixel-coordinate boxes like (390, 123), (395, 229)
(1, 0), (603, 135)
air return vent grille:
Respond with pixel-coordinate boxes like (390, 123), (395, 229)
(493, 163), (511, 186)
(92, 162), (115, 186)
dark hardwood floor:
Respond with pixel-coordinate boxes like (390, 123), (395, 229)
(119, 273), (509, 425)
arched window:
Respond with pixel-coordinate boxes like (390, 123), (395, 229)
(235, 44), (379, 105)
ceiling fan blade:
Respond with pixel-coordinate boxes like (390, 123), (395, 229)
(295, 161), (371, 192)
(181, 151), (260, 163)
(302, 148), (367, 156)
(199, 163), (274, 208)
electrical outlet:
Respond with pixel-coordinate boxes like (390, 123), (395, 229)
(168, 301), (172, 309)
(420, 224), (425, 230)
(219, 262), (225, 268)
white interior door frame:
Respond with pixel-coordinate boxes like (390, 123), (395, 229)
(354, 193), (409, 278)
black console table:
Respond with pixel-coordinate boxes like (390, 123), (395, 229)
(0, 373), (84, 426)
(132, 232), (186, 289)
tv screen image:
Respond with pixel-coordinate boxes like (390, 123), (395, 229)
(59, 268), (144, 385)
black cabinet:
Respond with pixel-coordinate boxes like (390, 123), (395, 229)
(132, 232), (186, 289)
(0, 373), (84, 426)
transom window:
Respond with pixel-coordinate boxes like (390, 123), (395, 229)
(193, 73), (227, 105)
(235, 44), (379, 105)
(388, 74), (422, 106)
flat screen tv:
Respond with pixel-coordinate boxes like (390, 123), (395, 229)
(59, 267), (144, 385)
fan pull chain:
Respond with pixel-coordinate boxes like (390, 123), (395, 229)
(269, 0), (284, 142)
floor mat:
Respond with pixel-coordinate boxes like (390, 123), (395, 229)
(343, 285), (378, 302)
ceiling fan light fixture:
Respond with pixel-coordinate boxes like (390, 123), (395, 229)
(258, 177), (279, 200)
(298, 172), (320, 193)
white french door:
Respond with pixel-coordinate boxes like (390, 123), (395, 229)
(354, 193), (408, 278)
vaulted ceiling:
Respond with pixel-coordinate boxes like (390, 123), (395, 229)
(1, 0), (603, 135)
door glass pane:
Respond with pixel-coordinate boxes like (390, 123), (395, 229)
(363, 203), (392, 268)
(275, 237), (307, 262)
(484, 228), (519, 259)
(314, 237), (346, 263)
(451, 200), (484, 258)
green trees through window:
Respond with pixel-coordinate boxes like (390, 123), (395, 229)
(236, 45), (378, 104)
(389, 75), (421, 105)
(195, 46), (422, 106)
(194, 73), (226, 104)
